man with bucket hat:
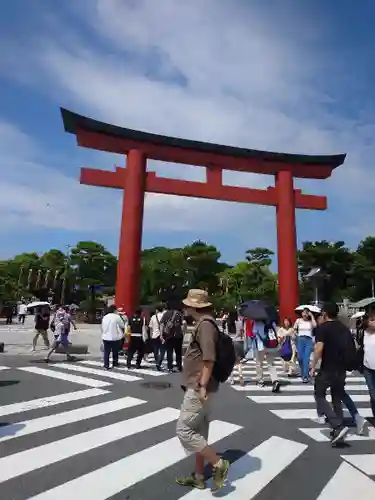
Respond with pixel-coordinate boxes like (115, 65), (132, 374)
(175, 289), (231, 491)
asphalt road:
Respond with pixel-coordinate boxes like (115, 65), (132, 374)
(0, 355), (375, 499)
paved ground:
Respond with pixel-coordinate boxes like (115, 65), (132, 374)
(0, 316), (104, 357)
(0, 316), (192, 357)
(1, 354), (375, 499)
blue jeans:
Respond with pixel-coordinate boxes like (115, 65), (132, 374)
(317, 390), (358, 420)
(363, 366), (375, 417)
(297, 336), (313, 379)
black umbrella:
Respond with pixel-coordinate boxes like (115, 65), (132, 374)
(239, 300), (278, 323)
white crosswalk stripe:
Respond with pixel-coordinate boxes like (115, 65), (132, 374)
(179, 436), (307, 499)
(0, 382), (345, 499)
(48, 362), (143, 382)
(0, 407), (180, 483)
(27, 421), (241, 500)
(0, 396), (145, 443)
(18, 366), (112, 388)
(82, 359), (165, 376)
(316, 461), (375, 499)
(11, 358), (177, 389)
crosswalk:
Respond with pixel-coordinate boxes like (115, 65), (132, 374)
(13, 358), (166, 388)
(230, 358), (374, 441)
(1, 365), (375, 498)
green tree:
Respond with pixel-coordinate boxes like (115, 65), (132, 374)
(298, 240), (354, 302)
(349, 237), (375, 300)
(69, 241), (117, 314)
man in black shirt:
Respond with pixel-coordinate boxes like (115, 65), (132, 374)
(126, 308), (145, 369)
(310, 302), (350, 445)
(32, 306), (51, 351)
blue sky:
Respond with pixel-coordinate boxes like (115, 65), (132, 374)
(1, 0), (375, 265)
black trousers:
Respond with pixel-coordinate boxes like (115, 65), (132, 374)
(18, 314), (26, 324)
(103, 340), (120, 368)
(314, 369), (346, 429)
(127, 336), (144, 367)
(152, 337), (162, 361)
(158, 337), (183, 371)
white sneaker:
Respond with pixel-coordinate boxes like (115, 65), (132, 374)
(314, 416), (326, 425)
(355, 414), (366, 435)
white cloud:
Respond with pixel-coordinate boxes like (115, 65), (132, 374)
(0, 0), (375, 250)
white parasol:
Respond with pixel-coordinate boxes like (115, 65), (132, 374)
(27, 301), (50, 308)
(295, 304), (321, 314)
(351, 311), (366, 319)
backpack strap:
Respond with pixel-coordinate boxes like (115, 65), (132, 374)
(191, 317), (220, 348)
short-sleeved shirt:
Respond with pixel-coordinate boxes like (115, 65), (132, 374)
(294, 319), (314, 338)
(183, 316), (219, 393)
(314, 320), (348, 372)
(35, 313), (50, 330)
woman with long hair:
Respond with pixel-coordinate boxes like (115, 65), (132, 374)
(278, 317), (296, 376)
(294, 308), (316, 383)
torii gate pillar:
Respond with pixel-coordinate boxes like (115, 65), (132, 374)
(116, 150), (146, 312)
(276, 170), (299, 320)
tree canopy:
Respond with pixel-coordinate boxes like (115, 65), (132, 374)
(1, 236), (374, 310)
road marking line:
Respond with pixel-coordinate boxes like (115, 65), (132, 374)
(270, 407), (373, 420)
(180, 436), (307, 499)
(317, 462), (375, 499)
(19, 367), (111, 388)
(248, 394), (370, 404)
(0, 396), (146, 442)
(81, 360), (164, 377)
(0, 388), (109, 417)
(235, 384), (368, 392)
(0, 407), (180, 483)
(50, 363), (142, 382)
(341, 453), (375, 475)
(299, 426), (375, 442)
(27, 420), (241, 500)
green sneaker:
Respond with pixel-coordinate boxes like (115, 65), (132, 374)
(176, 472), (205, 490)
(212, 459), (230, 491)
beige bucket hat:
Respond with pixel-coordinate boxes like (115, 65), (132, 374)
(182, 289), (212, 309)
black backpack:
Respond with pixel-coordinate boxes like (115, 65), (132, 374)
(162, 311), (182, 340)
(129, 315), (143, 335)
(340, 328), (359, 372)
(195, 318), (236, 383)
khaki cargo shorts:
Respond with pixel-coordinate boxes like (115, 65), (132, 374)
(176, 388), (212, 454)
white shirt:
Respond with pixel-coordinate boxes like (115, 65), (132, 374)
(364, 331), (375, 370)
(294, 319), (314, 338)
(233, 319), (244, 341)
(149, 312), (163, 339)
(18, 304), (27, 315)
(101, 313), (125, 342)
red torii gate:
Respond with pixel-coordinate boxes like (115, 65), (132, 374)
(61, 108), (345, 320)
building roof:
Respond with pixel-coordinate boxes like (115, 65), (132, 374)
(61, 108), (346, 168)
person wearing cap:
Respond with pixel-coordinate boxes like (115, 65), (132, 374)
(175, 289), (230, 492)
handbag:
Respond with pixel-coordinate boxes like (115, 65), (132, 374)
(279, 337), (293, 361)
(264, 323), (279, 350)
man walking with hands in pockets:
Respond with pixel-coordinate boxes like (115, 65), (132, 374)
(176, 289), (231, 492)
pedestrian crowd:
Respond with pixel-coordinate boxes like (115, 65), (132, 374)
(16, 291), (375, 492)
